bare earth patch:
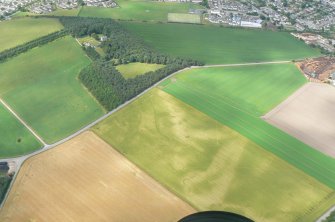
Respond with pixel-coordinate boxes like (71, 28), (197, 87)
(263, 83), (335, 158)
(0, 131), (194, 222)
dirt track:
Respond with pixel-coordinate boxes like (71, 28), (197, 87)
(0, 131), (195, 222)
(263, 83), (335, 158)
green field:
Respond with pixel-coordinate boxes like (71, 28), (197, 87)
(116, 62), (165, 78)
(0, 36), (105, 144)
(161, 64), (335, 189)
(0, 104), (42, 157)
(0, 17), (63, 52)
(79, 0), (204, 22)
(93, 88), (335, 222)
(168, 13), (201, 24)
(122, 22), (321, 64)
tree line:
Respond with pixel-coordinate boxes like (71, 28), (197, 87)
(0, 30), (67, 63)
(79, 61), (195, 111)
(57, 17), (203, 111)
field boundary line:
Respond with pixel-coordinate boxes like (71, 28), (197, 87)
(0, 98), (47, 146)
(316, 205), (335, 222)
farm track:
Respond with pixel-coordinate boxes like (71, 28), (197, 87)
(5, 59), (334, 220)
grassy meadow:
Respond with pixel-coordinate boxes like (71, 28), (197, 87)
(116, 62), (165, 78)
(161, 64), (335, 189)
(0, 17), (63, 52)
(123, 22), (321, 64)
(0, 104), (42, 157)
(93, 88), (335, 222)
(0, 36), (105, 144)
(79, 0), (204, 22)
(168, 13), (201, 24)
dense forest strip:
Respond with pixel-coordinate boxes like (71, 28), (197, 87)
(0, 30), (67, 63)
(57, 17), (202, 110)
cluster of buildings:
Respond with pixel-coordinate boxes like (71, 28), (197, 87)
(29, 0), (79, 14)
(84, 0), (117, 7)
(292, 33), (335, 54)
(205, 0), (335, 31)
(207, 0), (262, 28)
(0, 0), (34, 18)
(0, 0), (118, 17)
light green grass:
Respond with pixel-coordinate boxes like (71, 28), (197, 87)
(0, 17), (63, 52)
(161, 64), (335, 189)
(122, 22), (321, 64)
(0, 36), (105, 144)
(47, 7), (82, 16)
(0, 104), (42, 158)
(77, 36), (100, 47)
(79, 0), (204, 22)
(168, 13), (201, 24)
(93, 88), (335, 222)
(116, 62), (165, 78)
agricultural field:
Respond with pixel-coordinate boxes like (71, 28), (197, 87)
(168, 13), (201, 24)
(264, 83), (335, 158)
(0, 17), (63, 52)
(93, 88), (335, 222)
(79, 0), (204, 22)
(0, 36), (105, 144)
(0, 131), (195, 222)
(161, 64), (335, 189)
(0, 104), (41, 158)
(116, 62), (165, 79)
(122, 22), (321, 64)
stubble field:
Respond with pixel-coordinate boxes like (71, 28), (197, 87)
(0, 131), (194, 222)
(264, 82), (335, 158)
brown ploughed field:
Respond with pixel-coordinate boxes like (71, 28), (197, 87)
(0, 131), (194, 222)
(263, 83), (335, 158)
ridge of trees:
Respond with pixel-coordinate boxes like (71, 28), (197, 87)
(58, 17), (203, 111)
(0, 30), (67, 63)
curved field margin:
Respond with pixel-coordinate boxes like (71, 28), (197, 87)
(122, 22), (321, 64)
(116, 62), (165, 79)
(0, 17), (63, 52)
(93, 88), (335, 222)
(0, 131), (194, 221)
(0, 104), (41, 158)
(161, 64), (335, 189)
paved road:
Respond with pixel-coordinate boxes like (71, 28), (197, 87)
(316, 205), (335, 222)
(0, 60), (304, 209)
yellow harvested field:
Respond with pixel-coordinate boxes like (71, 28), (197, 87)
(0, 131), (194, 222)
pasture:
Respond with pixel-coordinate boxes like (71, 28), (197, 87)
(0, 36), (105, 144)
(264, 83), (335, 158)
(0, 104), (41, 158)
(79, 0), (204, 22)
(122, 22), (321, 64)
(0, 17), (63, 52)
(0, 131), (194, 222)
(93, 88), (335, 222)
(161, 64), (335, 189)
(168, 13), (201, 24)
(116, 62), (165, 78)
